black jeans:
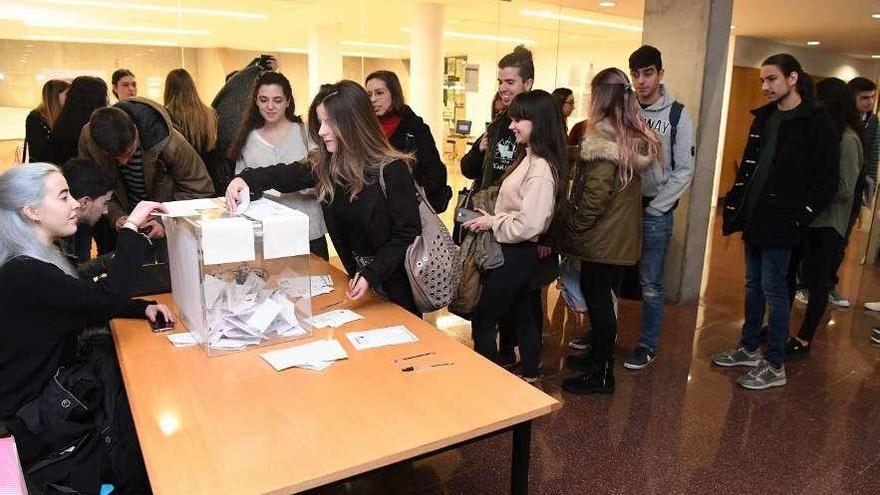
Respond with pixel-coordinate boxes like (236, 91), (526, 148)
(472, 243), (540, 377)
(798, 227), (844, 342)
(581, 262), (623, 363)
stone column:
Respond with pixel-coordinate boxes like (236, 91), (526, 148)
(308, 24), (343, 99)
(641, 0), (734, 302)
(409, 2), (445, 139)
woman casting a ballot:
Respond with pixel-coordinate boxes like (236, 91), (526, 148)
(226, 80), (422, 315)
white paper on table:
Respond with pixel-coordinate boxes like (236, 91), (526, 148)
(345, 325), (419, 351)
(162, 198), (223, 217)
(199, 217), (255, 265)
(167, 332), (199, 347)
(310, 275), (334, 296)
(309, 309), (364, 329)
(260, 339), (348, 372)
(245, 298), (281, 334)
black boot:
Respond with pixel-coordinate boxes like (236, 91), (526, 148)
(565, 350), (593, 371)
(562, 359), (615, 395)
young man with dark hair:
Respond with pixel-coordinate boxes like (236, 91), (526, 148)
(58, 158), (116, 278)
(618, 45), (696, 369)
(78, 98), (214, 241)
(459, 45), (539, 369)
(715, 54), (839, 389)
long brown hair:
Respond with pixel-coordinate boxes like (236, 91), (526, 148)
(163, 68), (218, 152)
(587, 68), (661, 187)
(227, 71), (302, 162)
(36, 79), (70, 128)
(307, 80), (411, 202)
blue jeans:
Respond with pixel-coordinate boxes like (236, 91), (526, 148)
(741, 242), (791, 367)
(638, 211), (674, 351)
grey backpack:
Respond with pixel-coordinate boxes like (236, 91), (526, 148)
(378, 163), (461, 313)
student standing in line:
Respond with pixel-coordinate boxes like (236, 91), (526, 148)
(552, 87), (574, 134)
(624, 45), (696, 369)
(366, 70), (451, 213)
(462, 90), (566, 382)
(227, 71), (329, 259)
(0, 163), (170, 494)
(785, 79), (863, 358)
(560, 68), (658, 395)
(25, 79), (69, 163)
(225, 80), (422, 314)
(164, 68), (225, 194)
(715, 54), (838, 390)
(111, 69), (137, 102)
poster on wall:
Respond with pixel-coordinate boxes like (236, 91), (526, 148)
(465, 64), (479, 92)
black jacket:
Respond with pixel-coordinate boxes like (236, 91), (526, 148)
(239, 160), (421, 311)
(722, 101), (839, 248)
(0, 229), (153, 418)
(387, 106), (451, 213)
(25, 110), (54, 163)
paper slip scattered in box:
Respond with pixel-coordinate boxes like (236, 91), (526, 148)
(260, 339), (348, 371)
(167, 332), (199, 347)
(311, 275), (334, 296)
(308, 309), (364, 329)
(346, 325), (419, 351)
(202, 272), (308, 351)
(161, 198), (224, 217)
(241, 199), (310, 259)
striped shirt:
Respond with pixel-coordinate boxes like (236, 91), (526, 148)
(119, 146), (147, 209)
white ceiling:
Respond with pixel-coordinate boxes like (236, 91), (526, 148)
(0, 0), (877, 59)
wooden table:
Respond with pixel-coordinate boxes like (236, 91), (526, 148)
(111, 257), (560, 495)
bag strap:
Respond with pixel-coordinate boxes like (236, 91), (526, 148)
(668, 101), (684, 170)
(377, 162), (436, 214)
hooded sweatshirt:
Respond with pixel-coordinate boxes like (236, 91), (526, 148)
(639, 85), (696, 217)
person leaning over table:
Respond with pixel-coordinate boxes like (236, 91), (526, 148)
(0, 163), (172, 494)
(226, 80), (422, 315)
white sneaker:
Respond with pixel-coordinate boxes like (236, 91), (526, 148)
(865, 301), (880, 312)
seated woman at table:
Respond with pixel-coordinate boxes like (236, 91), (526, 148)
(0, 162), (171, 494)
(226, 80), (422, 314)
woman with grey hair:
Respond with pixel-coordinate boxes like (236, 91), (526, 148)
(0, 163), (169, 493)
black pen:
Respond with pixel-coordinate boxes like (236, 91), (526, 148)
(401, 362), (454, 372)
(394, 351), (435, 363)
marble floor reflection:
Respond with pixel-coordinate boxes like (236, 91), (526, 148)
(316, 192), (880, 494)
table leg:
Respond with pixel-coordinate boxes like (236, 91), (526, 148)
(510, 420), (532, 495)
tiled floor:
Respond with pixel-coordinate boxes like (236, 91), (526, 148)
(312, 212), (880, 495)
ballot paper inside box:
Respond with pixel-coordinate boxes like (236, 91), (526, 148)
(164, 200), (313, 357)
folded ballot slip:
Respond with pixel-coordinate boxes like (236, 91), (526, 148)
(260, 339), (348, 371)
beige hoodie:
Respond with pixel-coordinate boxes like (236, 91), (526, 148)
(491, 149), (557, 243)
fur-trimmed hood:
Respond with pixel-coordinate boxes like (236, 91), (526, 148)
(578, 120), (652, 171)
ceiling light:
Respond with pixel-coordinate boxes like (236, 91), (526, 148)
(806, 41), (820, 46)
(275, 47), (308, 54)
(598, 1), (616, 7)
(342, 41), (409, 50)
(872, 55), (880, 59)
(342, 51), (390, 58)
(21, 35), (177, 47)
(520, 10), (642, 32)
(873, 13), (880, 19)
(30, 0), (265, 19)
(26, 21), (209, 35)
(402, 28), (536, 45)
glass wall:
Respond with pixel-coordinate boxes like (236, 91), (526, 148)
(0, 0), (643, 169)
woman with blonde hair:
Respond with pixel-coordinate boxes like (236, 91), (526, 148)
(25, 79), (70, 163)
(561, 67), (661, 395)
(163, 68), (223, 192)
(226, 80), (422, 313)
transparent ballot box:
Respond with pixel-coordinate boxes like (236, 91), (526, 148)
(163, 198), (312, 357)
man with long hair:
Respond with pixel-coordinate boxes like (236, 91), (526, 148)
(715, 54), (839, 389)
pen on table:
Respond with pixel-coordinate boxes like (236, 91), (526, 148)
(401, 362), (454, 372)
(393, 351), (435, 363)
